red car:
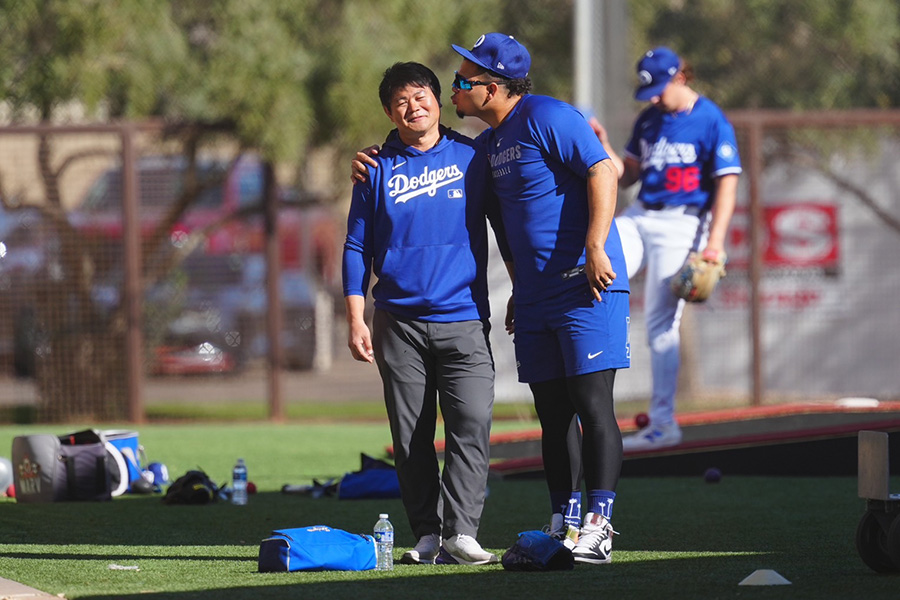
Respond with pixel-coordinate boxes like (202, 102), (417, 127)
(69, 154), (338, 276)
(69, 155), (340, 374)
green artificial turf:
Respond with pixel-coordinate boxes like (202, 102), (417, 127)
(0, 423), (898, 599)
(143, 400), (538, 424)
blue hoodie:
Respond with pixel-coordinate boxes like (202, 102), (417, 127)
(343, 126), (508, 322)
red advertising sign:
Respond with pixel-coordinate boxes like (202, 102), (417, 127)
(726, 203), (839, 271)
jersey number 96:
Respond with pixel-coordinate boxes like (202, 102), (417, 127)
(665, 166), (700, 193)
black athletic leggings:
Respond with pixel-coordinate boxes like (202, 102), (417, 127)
(530, 369), (622, 494)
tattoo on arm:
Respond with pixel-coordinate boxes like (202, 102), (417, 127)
(586, 161), (614, 178)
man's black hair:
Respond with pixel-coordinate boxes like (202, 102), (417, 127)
(469, 65), (533, 97)
(379, 62), (442, 109)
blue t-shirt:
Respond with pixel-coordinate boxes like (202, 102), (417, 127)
(475, 94), (629, 304)
(624, 96), (742, 208)
(343, 126), (507, 322)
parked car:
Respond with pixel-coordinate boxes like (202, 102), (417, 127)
(150, 253), (323, 375)
(3, 154), (340, 377)
(0, 206), (56, 377)
(68, 154), (337, 275)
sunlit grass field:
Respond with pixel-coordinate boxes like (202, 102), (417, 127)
(0, 421), (898, 599)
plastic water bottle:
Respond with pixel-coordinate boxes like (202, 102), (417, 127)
(373, 513), (394, 571)
(232, 458), (248, 506)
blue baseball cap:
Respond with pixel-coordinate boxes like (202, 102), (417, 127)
(635, 47), (681, 100)
(452, 33), (531, 79)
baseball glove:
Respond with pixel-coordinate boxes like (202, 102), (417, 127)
(670, 251), (727, 302)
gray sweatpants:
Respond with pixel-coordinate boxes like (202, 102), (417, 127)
(372, 309), (494, 540)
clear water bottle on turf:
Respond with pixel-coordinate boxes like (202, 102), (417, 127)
(232, 458), (248, 506)
(373, 513), (393, 571)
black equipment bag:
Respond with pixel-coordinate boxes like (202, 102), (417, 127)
(162, 470), (219, 505)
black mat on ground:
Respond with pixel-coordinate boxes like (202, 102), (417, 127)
(491, 420), (900, 479)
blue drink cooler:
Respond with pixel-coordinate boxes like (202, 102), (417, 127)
(103, 430), (146, 496)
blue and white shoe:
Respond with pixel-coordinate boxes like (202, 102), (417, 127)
(622, 422), (682, 451)
(572, 512), (617, 565)
(435, 534), (499, 565)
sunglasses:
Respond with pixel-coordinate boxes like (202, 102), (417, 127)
(452, 71), (492, 91)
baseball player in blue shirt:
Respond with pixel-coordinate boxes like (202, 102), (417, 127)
(593, 47), (742, 451)
(343, 62), (510, 566)
(450, 33), (630, 565)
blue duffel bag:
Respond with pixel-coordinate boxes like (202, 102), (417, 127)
(258, 526), (376, 572)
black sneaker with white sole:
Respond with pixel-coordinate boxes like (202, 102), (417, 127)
(572, 512), (617, 565)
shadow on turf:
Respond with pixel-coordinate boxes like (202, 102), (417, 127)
(1, 491), (387, 547)
(54, 558), (780, 600)
(0, 550), (251, 562)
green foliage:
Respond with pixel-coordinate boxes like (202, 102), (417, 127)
(499, 0), (574, 100)
(0, 0), (117, 119)
(163, 1), (316, 161)
(3, 0), (898, 161)
(318, 1), (500, 154)
(630, 0), (900, 109)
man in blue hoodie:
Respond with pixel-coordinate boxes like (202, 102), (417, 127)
(343, 62), (509, 566)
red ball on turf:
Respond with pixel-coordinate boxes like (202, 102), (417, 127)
(247, 481), (257, 494)
(634, 412), (650, 428)
(6, 484), (14, 498)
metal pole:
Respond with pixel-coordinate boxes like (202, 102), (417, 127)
(573, 0), (633, 180)
(121, 124), (145, 423)
(573, 0), (595, 112)
(747, 120), (764, 406)
(264, 161), (285, 421)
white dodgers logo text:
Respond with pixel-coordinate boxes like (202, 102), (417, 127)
(640, 136), (697, 171)
(389, 164), (464, 204)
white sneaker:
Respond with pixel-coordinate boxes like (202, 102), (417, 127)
(543, 513), (579, 550)
(436, 534), (499, 565)
(400, 533), (441, 564)
(622, 422), (682, 451)
(572, 512), (617, 565)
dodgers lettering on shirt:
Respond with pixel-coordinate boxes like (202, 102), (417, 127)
(343, 127), (505, 323)
(641, 136), (698, 171)
(489, 144), (522, 177)
(476, 94), (629, 304)
(624, 96), (742, 208)
(388, 164), (464, 204)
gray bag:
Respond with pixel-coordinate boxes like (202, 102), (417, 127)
(12, 431), (112, 503)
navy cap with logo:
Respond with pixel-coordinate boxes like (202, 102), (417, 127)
(452, 33), (531, 79)
(634, 47), (681, 101)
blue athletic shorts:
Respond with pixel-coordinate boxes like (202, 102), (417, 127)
(513, 289), (630, 384)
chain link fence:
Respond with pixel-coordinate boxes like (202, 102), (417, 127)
(0, 125), (341, 422)
(488, 111), (900, 409)
(650, 113), (899, 407)
(1, 0), (898, 422)
(2, 115), (899, 421)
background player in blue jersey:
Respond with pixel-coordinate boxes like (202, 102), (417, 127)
(450, 33), (630, 565)
(593, 47), (742, 451)
(343, 62), (510, 566)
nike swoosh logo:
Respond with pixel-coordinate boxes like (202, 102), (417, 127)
(588, 351), (603, 359)
(393, 161), (407, 170)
